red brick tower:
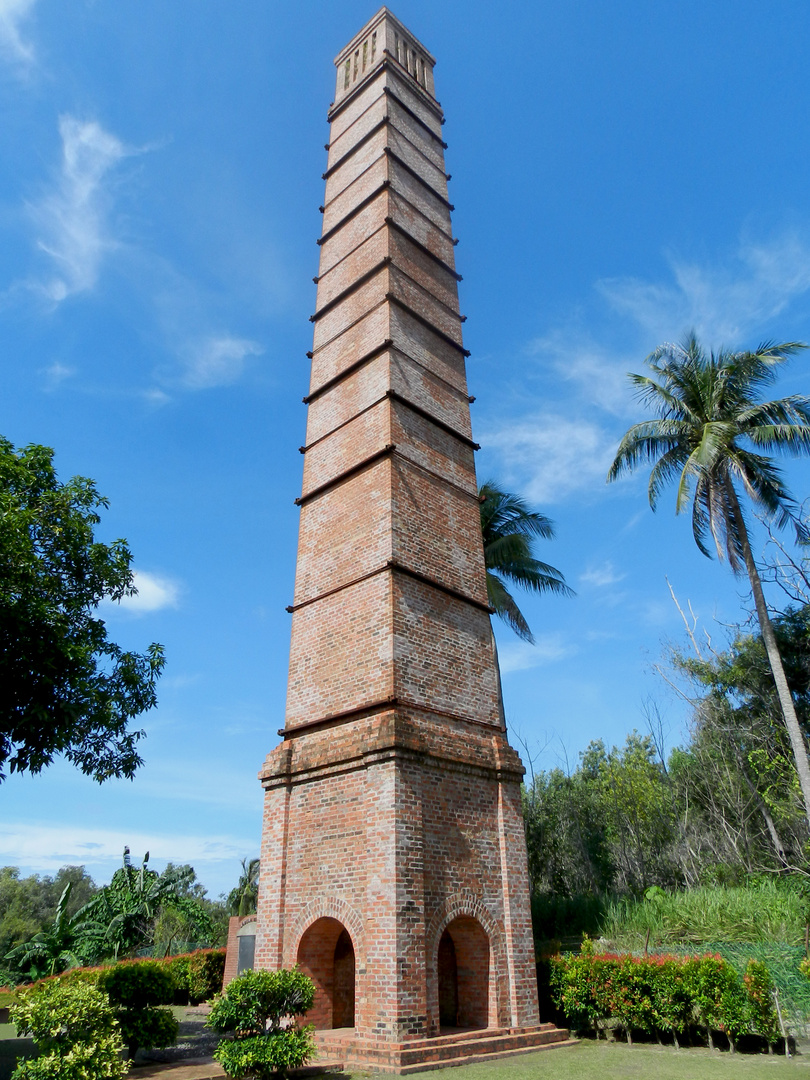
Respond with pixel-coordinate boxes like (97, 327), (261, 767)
(254, 9), (568, 1068)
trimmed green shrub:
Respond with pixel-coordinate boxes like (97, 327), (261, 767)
(156, 948), (225, 1004)
(208, 968), (316, 1079)
(97, 959), (177, 1057)
(10, 978), (126, 1080)
(98, 959), (174, 1009)
(612, 955), (656, 1043)
(187, 949), (226, 1003)
(682, 954), (749, 1050)
(649, 957), (690, 1047)
(744, 960), (781, 1048)
(116, 1006), (179, 1057)
(163, 954), (192, 1003)
(550, 947), (773, 1049)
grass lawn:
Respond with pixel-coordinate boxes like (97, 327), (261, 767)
(381, 1042), (810, 1080)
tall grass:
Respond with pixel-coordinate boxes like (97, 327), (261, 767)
(599, 881), (805, 950)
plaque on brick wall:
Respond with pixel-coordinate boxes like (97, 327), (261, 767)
(236, 917), (256, 974)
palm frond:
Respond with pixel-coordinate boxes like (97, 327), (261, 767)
(486, 570), (534, 643)
(480, 480), (573, 642)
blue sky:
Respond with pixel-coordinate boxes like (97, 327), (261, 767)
(2, 0), (810, 901)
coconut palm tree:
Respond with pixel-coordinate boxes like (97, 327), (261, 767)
(607, 333), (810, 831)
(480, 481), (573, 643)
(227, 857), (260, 917)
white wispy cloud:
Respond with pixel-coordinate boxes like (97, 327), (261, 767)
(528, 329), (633, 415)
(0, 821), (254, 875)
(29, 115), (129, 303)
(598, 231), (810, 346)
(116, 570), (181, 615)
(41, 360), (75, 389)
(143, 387), (171, 407)
(580, 561), (626, 587)
(498, 634), (574, 674)
(180, 334), (264, 389)
(0, 0), (36, 67)
(483, 412), (617, 505)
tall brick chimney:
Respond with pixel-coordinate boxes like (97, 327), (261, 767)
(253, 9), (562, 1066)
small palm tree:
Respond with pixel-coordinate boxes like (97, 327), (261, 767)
(227, 857), (260, 917)
(480, 481), (573, 643)
(607, 333), (810, 830)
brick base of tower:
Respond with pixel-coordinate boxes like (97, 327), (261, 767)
(255, 707), (543, 1041)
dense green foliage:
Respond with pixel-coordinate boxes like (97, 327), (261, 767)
(98, 957), (174, 1009)
(0, 437), (165, 783)
(76, 849), (214, 962)
(0, 867), (97, 984)
(208, 968), (316, 1079)
(525, 607), (810, 908)
(214, 1030), (317, 1079)
(673, 607), (810, 871)
(170, 949), (227, 1003)
(5, 884), (85, 980)
(4, 949), (226, 1008)
(10, 978), (126, 1080)
(550, 945), (779, 1050)
(98, 959), (177, 1056)
(1, 855), (226, 985)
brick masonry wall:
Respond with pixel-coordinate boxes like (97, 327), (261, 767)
(255, 9), (540, 1043)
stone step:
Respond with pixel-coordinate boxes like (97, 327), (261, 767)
(314, 1024), (573, 1072)
(314, 1023), (555, 1053)
(396, 1039), (579, 1074)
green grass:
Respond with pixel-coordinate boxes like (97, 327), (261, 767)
(351, 1041), (810, 1080)
(600, 883), (805, 949)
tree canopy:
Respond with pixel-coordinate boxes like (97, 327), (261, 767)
(0, 437), (164, 782)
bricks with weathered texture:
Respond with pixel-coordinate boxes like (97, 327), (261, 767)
(254, 8), (542, 1061)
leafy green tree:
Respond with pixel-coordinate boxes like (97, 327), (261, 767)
(608, 335), (810, 830)
(78, 848), (213, 961)
(527, 733), (678, 898)
(154, 863), (228, 953)
(0, 437), (165, 782)
(674, 606), (810, 869)
(5, 884), (86, 981)
(524, 763), (612, 899)
(479, 480), (572, 643)
(0, 866), (96, 982)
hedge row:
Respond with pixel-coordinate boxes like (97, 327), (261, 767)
(26, 948), (226, 1007)
(549, 941), (783, 1051)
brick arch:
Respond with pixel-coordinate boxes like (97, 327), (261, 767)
(426, 892), (508, 1031)
(285, 897), (365, 968)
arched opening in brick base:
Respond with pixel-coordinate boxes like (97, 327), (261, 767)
(438, 930), (458, 1026)
(296, 918), (355, 1030)
(439, 916), (489, 1030)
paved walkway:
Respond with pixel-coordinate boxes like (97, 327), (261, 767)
(130, 1062), (225, 1080)
(130, 1058), (344, 1080)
